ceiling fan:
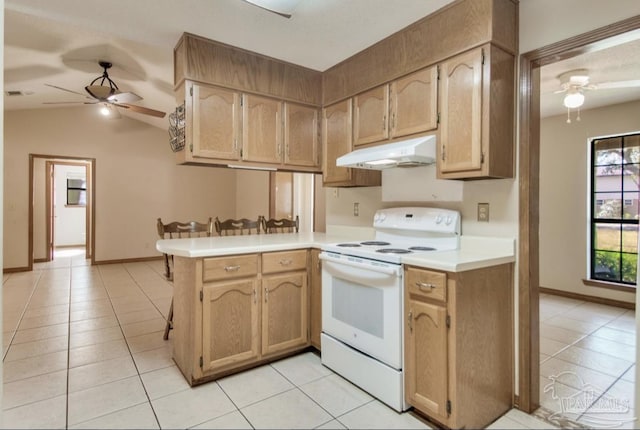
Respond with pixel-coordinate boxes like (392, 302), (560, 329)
(554, 69), (640, 122)
(44, 61), (166, 118)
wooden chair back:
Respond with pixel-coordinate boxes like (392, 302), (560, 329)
(157, 217), (213, 279)
(214, 216), (263, 236)
(262, 215), (299, 233)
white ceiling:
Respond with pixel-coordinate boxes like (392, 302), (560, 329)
(4, 0), (453, 128)
(5, 0), (640, 128)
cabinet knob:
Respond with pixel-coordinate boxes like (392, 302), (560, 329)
(224, 265), (240, 272)
(279, 258), (292, 266)
(407, 310), (413, 333)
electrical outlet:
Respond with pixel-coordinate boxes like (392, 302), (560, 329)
(353, 202), (359, 216)
(332, 188), (339, 198)
(477, 203), (490, 222)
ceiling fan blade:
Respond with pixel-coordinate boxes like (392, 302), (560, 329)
(45, 84), (92, 99)
(107, 91), (142, 104)
(42, 101), (85, 104)
(595, 80), (640, 89)
(121, 103), (166, 118)
(553, 89), (567, 94)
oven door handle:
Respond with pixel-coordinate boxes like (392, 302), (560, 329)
(319, 253), (400, 276)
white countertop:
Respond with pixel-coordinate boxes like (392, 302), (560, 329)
(157, 233), (515, 272)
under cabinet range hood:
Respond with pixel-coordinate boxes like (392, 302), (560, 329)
(336, 135), (437, 170)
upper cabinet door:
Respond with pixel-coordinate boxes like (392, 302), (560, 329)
(439, 47), (483, 174)
(390, 67), (438, 138)
(191, 83), (240, 160)
(284, 103), (319, 167)
(322, 99), (353, 185)
(242, 94), (283, 164)
(353, 85), (389, 146)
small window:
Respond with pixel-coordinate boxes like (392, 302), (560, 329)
(67, 178), (86, 206)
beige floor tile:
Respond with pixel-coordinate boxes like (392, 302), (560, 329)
(127, 331), (169, 354)
(151, 382), (236, 429)
(132, 343), (174, 374)
(68, 355), (138, 392)
(591, 326), (636, 346)
(67, 375), (148, 426)
(116, 308), (163, 325)
(621, 365), (635, 382)
(300, 374), (373, 417)
(23, 303), (69, 318)
(218, 364), (295, 408)
(316, 419), (348, 429)
(485, 415), (528, 429)
(191, 410), (253, 429)
(540, 357), (617, 394)
(69, 306), (116, 322)
(562, 307), (618, 326)
(3, 350), (68, 383)
(12, 323), (69, 344)
(1, 394), (67, 429)
(3, 369), (68, 410)
(539, 375), (589, 421)
(606, 317), (637, 333)
(69, 298), (112, 313)
(540, 353), (551, 364)
(69, 338), (130, 368)
(554, 345), (633, 378)
(336, 399), (430, 429)
(574, 334), (636, 362)
(604, 378), (635, 408)
(241, 388), (332, 429)
(540, 337), (570, 356)
(4, 335), (68, 362)
(17, 311), (69, 330)
(539, 323), (587, 345)
(69, 325), (124, 349)
(270, 351), (332, 386)
(543, 315), (604, 335)
(578, 407), (637, 429)
(69, 402), (160, 429)
(504, 409), (557, 429)
(121, 317), (166, 338)
(69, 314), (119, 334)
(139, 365), (191, 400)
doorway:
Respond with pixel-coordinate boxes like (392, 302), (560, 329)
(518, 16), (640, 412)
(29, 154), (96, 270)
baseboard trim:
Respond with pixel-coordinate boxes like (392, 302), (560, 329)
(34, 258), (48, 263)
(3, 266), (31, 274)
(540, 287), (635, 310)
(94, 256), (163, 265)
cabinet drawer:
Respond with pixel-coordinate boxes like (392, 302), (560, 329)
(405, 267), (446, 303)
(262, 250), (307, 274)
(203, 254), (258, 281)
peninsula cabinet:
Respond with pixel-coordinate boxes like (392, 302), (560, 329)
(322, 99), (381, 187)
(178, 80), (321, 172)
(354, 66), (438, 147)
(404, 263), (513, 429)
(437, 44), (515, 180)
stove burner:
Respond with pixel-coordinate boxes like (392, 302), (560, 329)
(376, 248), (412, 254)
(336, 243), (361, 247)
(360, 241), (391, 246)
(408, 246), (437, 251)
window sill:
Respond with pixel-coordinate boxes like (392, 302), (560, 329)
(582, 278), (636, 293)
(64, 204), (86, 208)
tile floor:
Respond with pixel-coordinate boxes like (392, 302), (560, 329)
(1, 249), (631, 429)
(538, 293), (637, 429)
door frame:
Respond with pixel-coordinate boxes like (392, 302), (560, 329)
(28, 154), (96, 269)
(518, 15), (640, 412)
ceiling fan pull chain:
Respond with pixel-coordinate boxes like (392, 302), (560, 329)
(566, 107), (571, 124)
(576, 107), (581, 122)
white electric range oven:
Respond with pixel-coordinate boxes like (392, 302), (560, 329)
(319, 207), (461, 412)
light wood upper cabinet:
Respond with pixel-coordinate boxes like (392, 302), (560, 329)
(354, 85), (389, 146)
(242, 94), (283, 164)
(284, 103), (320, 167)
(390, 66), (438, 138)
(322, 99), (381, 187)
(438, 44), (514, 179)
(190, 82), (240, 160)
(201, 278), (260, 373)
(262, 271), (308, 356)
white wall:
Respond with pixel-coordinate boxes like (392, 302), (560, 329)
(235, 170), (270, 220)
(540, 100), (640, 303)
(54, 164), (86, 247)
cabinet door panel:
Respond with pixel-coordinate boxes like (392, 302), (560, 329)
(439, 47), (483, 173)
(262, 272), (308, 356)
(405, 300), (448, 424)
(354, 85), (389, 146)
(391, 67), (438, 138)
(202, 279), (259, 372)
(285, 103), (319, 167)
(322, 100), (353, 184)
(242, 94), (283, 164)
(192, 84), (240, 160)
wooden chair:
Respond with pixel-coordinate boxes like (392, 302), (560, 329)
(214, 216), (263, 236)
(157, 217), (212, 340)
(262, 215), (300, 233)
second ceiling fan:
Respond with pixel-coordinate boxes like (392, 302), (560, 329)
(45, 61), (166, 118)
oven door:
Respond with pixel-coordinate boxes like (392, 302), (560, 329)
(319, 252), (402, 369)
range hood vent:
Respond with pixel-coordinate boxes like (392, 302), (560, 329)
(336, 135), (436, 170)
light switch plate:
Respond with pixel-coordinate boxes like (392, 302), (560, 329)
(477, 203), (489, 222)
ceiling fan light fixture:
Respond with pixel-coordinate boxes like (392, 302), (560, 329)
(100, 103), (112, 116)
(563, 89), (585, 108)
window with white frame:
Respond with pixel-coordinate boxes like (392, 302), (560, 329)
(589, 133), (639, 285)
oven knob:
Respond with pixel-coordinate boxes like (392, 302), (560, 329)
(435, 215), (443, 224)
(379, 213), (387, 221)
(445, 216), (452, 225)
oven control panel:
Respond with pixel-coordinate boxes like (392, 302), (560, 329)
(373, 207), (460, 234)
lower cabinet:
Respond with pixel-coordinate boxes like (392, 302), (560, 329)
(173, 250), (310, 385)
(404, 264), (514, 429)
(309, 248), (322, 349)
